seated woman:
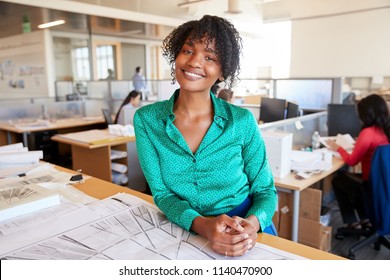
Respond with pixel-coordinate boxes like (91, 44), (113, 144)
(114, 90), (141, 125)
(326, 94), (390, 229)
(134, 15), (277, 257)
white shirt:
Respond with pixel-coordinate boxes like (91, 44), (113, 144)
(117, 103), (137, 125)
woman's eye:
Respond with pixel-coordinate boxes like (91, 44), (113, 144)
(205, 56), (216, 62)
(183, 49), (192, 55)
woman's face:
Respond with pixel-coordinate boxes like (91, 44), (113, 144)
(175, 36), (223, 94)
(131, 95), (141, 106)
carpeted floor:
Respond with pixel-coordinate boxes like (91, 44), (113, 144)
(327, 200), (390, 260)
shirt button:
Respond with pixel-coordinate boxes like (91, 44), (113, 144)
(193, 159), (196, 163)
(193, 182), (198, 186)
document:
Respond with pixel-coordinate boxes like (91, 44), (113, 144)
(320, 133), (355, 151)
(0, 163), (96, 235)
(0, 183), (60, 222)
(0, 193), (306, 260)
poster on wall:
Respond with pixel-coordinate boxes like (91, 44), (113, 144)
(0, 30), (48, 99)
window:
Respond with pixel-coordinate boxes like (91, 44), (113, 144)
(96, 45), (115, 80)
(73, 47), (90, 80)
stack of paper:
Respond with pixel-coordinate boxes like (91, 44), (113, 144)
(108, 124), (135, 137)
(0, 184), (60, 222)
(0, 143), (44, 177)
(290, 150), (332, 173)
(320, 133), (355, 151)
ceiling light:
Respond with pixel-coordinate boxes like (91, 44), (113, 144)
(177, 0), (209, 8)
(38, 20), (65, 29)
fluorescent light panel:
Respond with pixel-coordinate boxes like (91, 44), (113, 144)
(38, 20), (65, 29)
(177, 0), (209, 8)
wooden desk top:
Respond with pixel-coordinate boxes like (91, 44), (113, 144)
(0, 117), (105, 134)
(69, 168), (344, 260)
(273, 156), (345, 191)
(51, 129), (135, 149)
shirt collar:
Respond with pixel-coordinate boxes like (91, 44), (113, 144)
(158, 89), (229, 126)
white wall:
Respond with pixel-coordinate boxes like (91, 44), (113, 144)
(0, 30), (52, 99)
(290, 7), (390, 77)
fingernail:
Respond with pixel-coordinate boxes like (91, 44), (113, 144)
(245, 234), (249, 239)
(248, 239), (253, 245)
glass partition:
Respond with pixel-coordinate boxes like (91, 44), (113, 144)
(259, 111), (328, 148)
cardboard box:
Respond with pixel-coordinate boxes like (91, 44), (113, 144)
(298, 218), (332, 252)
(275, 187), (331, 251)
(277, 187), (321, 222)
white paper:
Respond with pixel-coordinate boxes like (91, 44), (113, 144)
(0, 193), (307, 260)
(111, 162), (127, 173)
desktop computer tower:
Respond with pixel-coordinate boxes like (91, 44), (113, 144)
(261, 131), (293, 178)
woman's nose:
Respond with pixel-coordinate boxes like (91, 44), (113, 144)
(187, 54), (202, 68)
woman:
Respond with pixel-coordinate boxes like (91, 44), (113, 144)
(114, 90), (141, 125)
(134, 15), (277, 257)
(326, 94), (390, 228)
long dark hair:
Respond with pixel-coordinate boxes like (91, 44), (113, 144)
(357, 93), (390, 142)
(162, 15), (242, 94)
(114, 90), (140, 124)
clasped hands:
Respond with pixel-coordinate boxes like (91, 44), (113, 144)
(192, 214), (259, 257)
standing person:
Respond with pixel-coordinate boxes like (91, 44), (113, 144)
(133, 15), (277, 257)
(132, 66), (147, 100)
(114, 90), (141, 125)
(326, 94), (390, 229)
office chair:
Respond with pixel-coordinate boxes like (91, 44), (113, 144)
(346, 144), (390, 259)
(101, 108), (114, 126)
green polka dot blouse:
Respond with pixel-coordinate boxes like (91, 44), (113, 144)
(134, 89), (277, 231)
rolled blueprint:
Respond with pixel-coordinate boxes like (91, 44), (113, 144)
(111, 162), (128, 173)
(112, 171), (128, 185)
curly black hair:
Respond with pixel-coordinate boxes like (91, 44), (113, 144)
(162, 15), (242, 94)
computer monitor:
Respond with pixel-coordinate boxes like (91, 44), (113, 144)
(260, 97), (286, 123)
(327, 104), (361, 137)
(101, 108), (114, 126)
(286, 102), (299, 118)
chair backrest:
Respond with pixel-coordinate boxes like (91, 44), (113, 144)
(101, 108), (114, 125)
(367, 144), (390, 235)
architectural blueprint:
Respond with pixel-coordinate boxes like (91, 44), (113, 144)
(0, 193), (306, 260)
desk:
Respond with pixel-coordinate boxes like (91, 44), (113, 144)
(0, 117), (105, 148)
(273, 156), (345, 242)
(71, 168), (344, 260)
(52, 129), (146, 192)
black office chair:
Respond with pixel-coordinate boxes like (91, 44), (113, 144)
(101, 108), (114, 126)
(346, 144), (390, 259)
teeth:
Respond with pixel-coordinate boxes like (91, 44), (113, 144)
(185, 71), (202, 78)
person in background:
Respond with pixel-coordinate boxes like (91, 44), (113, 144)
(114, 90), (141, 125)
(133, 15), (277, 257)
(132, 66), (147, 100)
(326, 94), (390, 229)
(217, 89), (234, 103)
(106, 68), (115, 80)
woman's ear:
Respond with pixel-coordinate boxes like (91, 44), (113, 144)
(219, 74), (224, 81)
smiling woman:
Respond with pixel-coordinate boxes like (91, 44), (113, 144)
(133, 15), (277, 258)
